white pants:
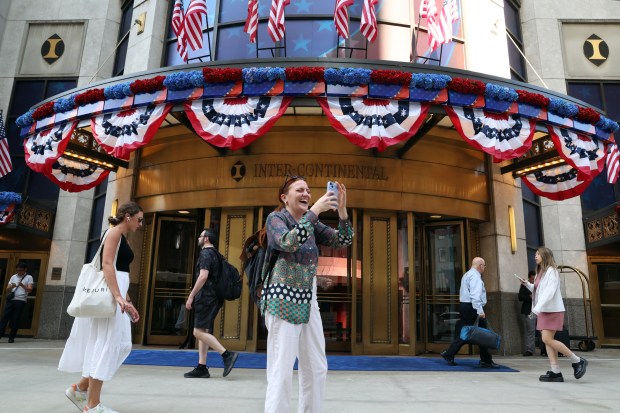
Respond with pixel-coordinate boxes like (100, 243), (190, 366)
(265, 301), (327, 413)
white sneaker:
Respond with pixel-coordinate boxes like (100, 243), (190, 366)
(65, 384), (88, 411)
(83, 404), (119, 413)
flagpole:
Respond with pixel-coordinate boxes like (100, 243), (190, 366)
(506, 30), (549, 88)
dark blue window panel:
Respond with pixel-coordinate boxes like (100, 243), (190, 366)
(9, 81), (45, 116)
(507, 38), (525, 78)
(46, 80), (78, 99)
(504, 1), (522, 39)
(6, 119), (23, 154)
(286, 20), (340, 58)
(521, 182), (538, 203)
(581, 172), (617, 212)
(0, 157), (27, 193)
(217, 25), (256, 60)
(220, 0), (250, 23)
(27, 171), (60, 205)
(566, 83), (602, 109)
(603, 84), (620, 122)
(523, 201), (542, 249)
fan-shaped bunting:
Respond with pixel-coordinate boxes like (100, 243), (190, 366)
(521, 164), (592, 201)
(317, 97), (430, 151)
(445, 106), (536, 162)
(45, 157), (110, 193)
(24, 122), (77, 173)
(547, 126), (607, 177)
(91, 103), (172, 160)
(184, 96), (292, 150)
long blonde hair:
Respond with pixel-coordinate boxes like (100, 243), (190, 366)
(536, 247), (557, 276)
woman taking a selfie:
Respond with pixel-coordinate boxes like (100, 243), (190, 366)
(261, 177), (354, 413)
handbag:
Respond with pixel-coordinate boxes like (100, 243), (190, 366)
(67, 231), (121, 318)
(460, 318), (501, 350)
(6, 275), (26, 301)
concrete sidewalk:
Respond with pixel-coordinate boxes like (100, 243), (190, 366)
(1, 339), (619, 412)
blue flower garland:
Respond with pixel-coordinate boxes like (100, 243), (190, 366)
(53, 95), (77, 113)
(16, 110), (34, 127)
(596, 116), (619, 132)
(410, 73), (451, 90)
(104, 83), (132, 99)
(324, 68), (372, 86)
(163, 71), (206, 90)
(548, 98), (579, 118)
(485, 83), (519, 102)
(0, 191), (22, 207)
(242, 67), (286, 83)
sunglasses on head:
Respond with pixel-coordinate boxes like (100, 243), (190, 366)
(282, 174), (306, 186)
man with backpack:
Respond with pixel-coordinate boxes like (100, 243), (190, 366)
(184, 228), (239, 378)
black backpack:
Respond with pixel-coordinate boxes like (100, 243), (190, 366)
(213, 250), (242, 301)
(240, 228), (279, 307)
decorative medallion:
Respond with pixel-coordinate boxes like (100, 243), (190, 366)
(583, 34), (608, 67)
(41, 34), (65, 64)
(231, 161), (246, 182)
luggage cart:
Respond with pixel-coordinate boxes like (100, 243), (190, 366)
(558, 265), (597, 351)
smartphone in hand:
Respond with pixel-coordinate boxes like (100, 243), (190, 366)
(327, 181), (339, 198)
(513, 273), (525, 283)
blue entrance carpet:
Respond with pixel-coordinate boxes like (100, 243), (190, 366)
(124, 350), (518, 372)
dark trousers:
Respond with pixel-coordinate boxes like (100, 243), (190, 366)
(444, 302), (493, 363)
(0, 299), (26, 340)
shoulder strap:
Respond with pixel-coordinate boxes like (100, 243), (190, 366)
(93, 229), (122, 270)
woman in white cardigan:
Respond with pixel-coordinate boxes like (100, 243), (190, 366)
(521, 247), (588, 382)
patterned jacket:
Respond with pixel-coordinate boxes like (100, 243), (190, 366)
(260, 209), (354, 324)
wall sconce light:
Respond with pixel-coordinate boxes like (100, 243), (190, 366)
(509, 206), (517, 254)
(110, 199), (118, 227)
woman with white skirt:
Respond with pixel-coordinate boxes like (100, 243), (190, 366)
(59, 202), (143, 413)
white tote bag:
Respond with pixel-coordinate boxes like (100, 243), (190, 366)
(67, 231), (120, 318)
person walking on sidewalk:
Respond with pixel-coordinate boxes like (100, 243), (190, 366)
(521, 247), (587, 382)
(58, 201), (143, 413)
(0, 262), (34, 343)
(440, 257), (500, 369)
(184, 228), (238, 379)
(519, 270), (536, 356)
(261, 176), (354, 413)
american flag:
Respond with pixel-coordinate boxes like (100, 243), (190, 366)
(244, 0), (259, 43)
(426, 0), (443, 51)
(607, 143), (619, 184)
(0, 111), (12, 178)
(184, 0), (207, 51)
(438, 0), (460, 47)
(172, 0), (187, 61)
(268, 0), (290, 42)
(334, 0), (354, 39)
(419, 0), (431, 18)
(360, 0), (379, 43)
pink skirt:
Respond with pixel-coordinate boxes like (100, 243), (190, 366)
(537, 311), (564, 331)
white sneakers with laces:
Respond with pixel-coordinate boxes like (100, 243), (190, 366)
(83, 403), (119, 413)
(65, 384), (88, 412)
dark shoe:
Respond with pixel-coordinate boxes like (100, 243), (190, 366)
(440, 351), (456, 366)
(184, 365), (210, 378)
(479, 361), (500, 369)
(8, 338), (14, 343)
(539, 371), (564, 382)
(222, 351), (239, 377)
(523, 351), (533, 357)
(572, 357), (588, 379)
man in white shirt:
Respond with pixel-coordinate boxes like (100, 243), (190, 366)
(440, 257), (499, 368)
(1, 262), (34, 343)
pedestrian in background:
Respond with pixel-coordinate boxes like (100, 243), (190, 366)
(0, 262), (34, 343)
(519, 270), (536, 356)
(521, 247), (587, 382)
(441, 257), (500, 369)
(59, 202), (143, 413)
(262, 176), (354, 413)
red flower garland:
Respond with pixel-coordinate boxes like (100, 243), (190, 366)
(32, 101), (56, 120)
(575, 106), (601, 124)
(447, 78), (486, 95)
(285, 66), (325, 82)
(74, 89), (105, 107)
(203, 68), (242, 83)
(130, 76), (166, 95)
(516, 90), (550, 107)
(369, 70), (412, 85)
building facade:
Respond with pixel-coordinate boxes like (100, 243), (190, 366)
(1, 0), (618, 356)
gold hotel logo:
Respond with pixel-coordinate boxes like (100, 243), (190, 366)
(583, 34), (608, 67)
(41, 34), (65, 64)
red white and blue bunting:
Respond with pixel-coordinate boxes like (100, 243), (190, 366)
(24, 122), (77, 173)
(445, 106), (536, 162)
(547, 126), (607, 178)
(521, 164), (592, 201)
(317, 97), (430, 151)
(91, 103), (172, 160)
(45, 157), (110, 193)
(606, 142), (619, 184)
(184, 96), (292, 150)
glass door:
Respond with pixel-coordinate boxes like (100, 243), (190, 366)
(416, 222), (465, 353)
(0, 252), (48, 338)
(146, 218), (197, 345)
(589, 258), (620, 347)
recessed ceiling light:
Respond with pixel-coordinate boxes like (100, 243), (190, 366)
(178, 210), (190, 214)
(430, 215), (442, 219)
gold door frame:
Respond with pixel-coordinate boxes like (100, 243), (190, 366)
(418, 221), (466, 354)
(362, 210), (399, 355)
(0, 252), (48, 338)
(213, 208), (254, 351)
(588, 256), (620, 347)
